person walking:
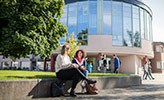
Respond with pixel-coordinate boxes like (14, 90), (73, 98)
(145, 60), (155, 80)
(113, 54), (120, 74)
(142, 56), (151, 80)
(55, 44), (96, 97)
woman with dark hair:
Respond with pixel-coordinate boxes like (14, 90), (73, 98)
(72, 50), (89, 93)
(72, 50), (88, 76)
(55, 45), (96, 97)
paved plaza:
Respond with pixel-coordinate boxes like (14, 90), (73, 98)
(29, 73), (164, 100)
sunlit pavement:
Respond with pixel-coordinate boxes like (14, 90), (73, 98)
(29, 73), (164, 100)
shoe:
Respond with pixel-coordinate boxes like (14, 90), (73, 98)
(70, 90), (77, 97)
(87, 79), (97, 84)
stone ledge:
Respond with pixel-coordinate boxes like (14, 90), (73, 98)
(0, 76), (141, 100)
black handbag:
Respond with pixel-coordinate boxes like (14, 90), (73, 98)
(51, 81), (64, 97)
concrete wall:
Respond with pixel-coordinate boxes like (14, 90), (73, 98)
(120, 55), (136, 74)
(0, 76), (141, 100)
(80, 35), (154, 57)
(119, 55), (142, 74)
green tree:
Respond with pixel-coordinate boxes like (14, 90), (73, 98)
(77, 28), (88, 45)
(0, 0), (67, 60)
(66, 33), (80, 60)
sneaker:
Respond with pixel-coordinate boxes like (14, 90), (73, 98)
(87, 79), (97, 84)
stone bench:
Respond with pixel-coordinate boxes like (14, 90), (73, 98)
(0, 76), (141, 100)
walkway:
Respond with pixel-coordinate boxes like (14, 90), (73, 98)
(29, 73), (164, 100)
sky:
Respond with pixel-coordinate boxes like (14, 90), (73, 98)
(144, 0), (164, 42)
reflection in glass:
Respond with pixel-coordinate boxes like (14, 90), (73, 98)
(60, 1), (152, 47)
(89, 1), (97, 34)
(77, 28), (88, 45)
(123, 3), (132, 46)
(133, 6), (141, 47)
(112, 1), (123, 46)
(60, 5), (68, 45)
(78, 2), (89, 34)
(140, 8), (145, 39)
(147, 13), (150, 40)
(103, 1), (111, 34)
(149, 15), (153, 41)
(68, 3), (77, 38)
(144, 10), (147, 40)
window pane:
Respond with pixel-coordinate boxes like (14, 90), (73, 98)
(103, 1), (111, 34)
(133, 6), (141, 47)
(157, 61), (162, 69)
(144, 10), (147, 39)
(60, 5), (67, 25)
(60, 35), (66, 45)
(2, 61), (10, 68)
(68, 3), (77, 38)
(149, 15), (153, 41)
(140, 9), (145, 39)
(77, 2), (89, 45)
(89, 1), (97, 34)
(123, 3), (132, 46)
(147, 13), (150, 40)
(112, 1), (123, 46)
(59, 6), (67, 45)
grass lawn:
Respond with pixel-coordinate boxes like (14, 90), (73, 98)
(0, 70), (132, 80)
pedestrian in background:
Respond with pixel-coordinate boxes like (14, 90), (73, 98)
(88, 62), (93, 73)
(142, 56), (151, 80)
(145, 60), (155, 80)
(102, 54), (107, 73)
(113, 54), (120, 74)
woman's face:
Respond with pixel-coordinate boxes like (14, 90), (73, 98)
(66, 49), (70, 55)
(77, 51), (83, 58)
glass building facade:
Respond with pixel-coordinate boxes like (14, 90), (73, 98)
(60, 0), (153, 47)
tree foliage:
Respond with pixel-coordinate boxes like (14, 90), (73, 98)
(0, 0), (67, 59)
(66, 33), (81, 61)
(77, 28), (88, 45)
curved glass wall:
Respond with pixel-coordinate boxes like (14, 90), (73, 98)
(60, 0), (153, 47)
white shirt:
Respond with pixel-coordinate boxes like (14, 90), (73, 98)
(55, 54), (72, 72)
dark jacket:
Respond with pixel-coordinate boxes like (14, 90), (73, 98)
(72, 58), (86, 67)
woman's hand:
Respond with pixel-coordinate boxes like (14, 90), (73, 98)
(80, 66), (86, 70)
(72, 63), (79, 68)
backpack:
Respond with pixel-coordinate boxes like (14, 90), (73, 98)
(51, 82), (64, 97)
(86, 83), (98, 94)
